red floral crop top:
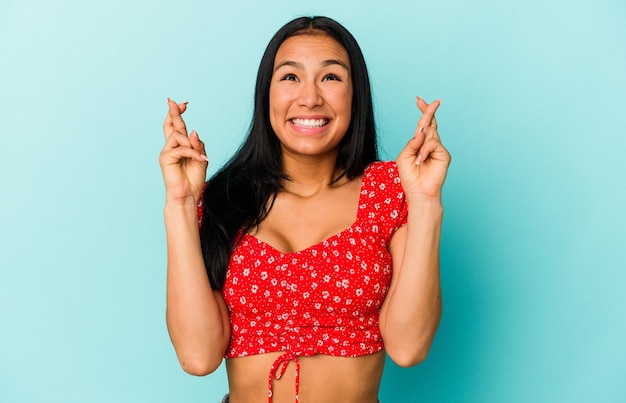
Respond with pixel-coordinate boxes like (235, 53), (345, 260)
(213, 161), (408, 402)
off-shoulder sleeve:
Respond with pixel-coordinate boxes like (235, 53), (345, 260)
(367, 161), (408, 243)
(387, 162), (408, 233)
(197, 183), (207, 228)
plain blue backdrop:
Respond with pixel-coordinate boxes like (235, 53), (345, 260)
(1, 0), (625, 402)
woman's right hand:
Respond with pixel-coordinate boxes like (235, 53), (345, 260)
(159, 98), (209, 205)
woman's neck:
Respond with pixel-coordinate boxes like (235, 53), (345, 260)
(280, 153), (345, 198)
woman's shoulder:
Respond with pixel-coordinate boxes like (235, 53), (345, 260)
(365, 159), (399, 171)
(360, 160), (404, 201)
(359, 160), (408, 235)
(363, 160), (401, 185)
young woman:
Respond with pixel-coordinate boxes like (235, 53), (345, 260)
(159, 16), (450, 403)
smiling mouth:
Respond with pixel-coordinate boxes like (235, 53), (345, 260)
(290, 118), (330, 128)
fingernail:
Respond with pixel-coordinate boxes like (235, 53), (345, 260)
(201, 155), (209, 162)
(415, 155), (423, 165)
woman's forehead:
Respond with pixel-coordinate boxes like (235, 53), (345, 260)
(274, 34), (350, 68)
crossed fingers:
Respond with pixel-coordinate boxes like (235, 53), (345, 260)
(161, 98), (208, 163)
(413, 97), (444, 165)
(163, 98), (189, 140)
(415, 96), (440, 136)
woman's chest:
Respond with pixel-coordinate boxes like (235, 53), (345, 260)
(223, 225), (392, 318)
(252, 179), (363, 255)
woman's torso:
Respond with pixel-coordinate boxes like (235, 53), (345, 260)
(221, 162), (408, 402)
(226, 350), (385, 403)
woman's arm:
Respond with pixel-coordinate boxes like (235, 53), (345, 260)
(160, 99), (230, 375)
(379, 97), (450, 367)
(379, 202), (443, 367)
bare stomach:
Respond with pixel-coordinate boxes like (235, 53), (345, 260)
(225, 350), (386, 403)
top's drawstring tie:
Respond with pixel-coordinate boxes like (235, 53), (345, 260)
(268, 351), (300, 403)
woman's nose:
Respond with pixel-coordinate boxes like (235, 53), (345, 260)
(297, 81), (323, 108)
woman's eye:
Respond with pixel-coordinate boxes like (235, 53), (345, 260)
(323, 74), (340, 81)
(281, 74), (298, 81)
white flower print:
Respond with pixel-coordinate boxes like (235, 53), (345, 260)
(221, 162), (405, 360)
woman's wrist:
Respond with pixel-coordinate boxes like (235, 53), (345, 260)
(164, 200), (201, 225)
(406, 195), (444, 209)
(165, 192), (202, 208)
(406, 199), (444, 223)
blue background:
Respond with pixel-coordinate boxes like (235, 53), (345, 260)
(1, 0), (625, 402)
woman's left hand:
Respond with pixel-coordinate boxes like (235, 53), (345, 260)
(396, 96), (451, 203)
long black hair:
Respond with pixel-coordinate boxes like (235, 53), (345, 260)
(200, 16), (379, 289)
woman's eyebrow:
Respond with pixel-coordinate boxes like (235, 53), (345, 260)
(274, 59), (349, 73)
(274, 60), (304, 72)
(321, 59), (349, 71)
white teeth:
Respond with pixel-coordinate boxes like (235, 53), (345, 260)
(291, 118), (328, 128)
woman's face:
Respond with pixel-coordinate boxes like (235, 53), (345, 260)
(269, 34), (353, 160)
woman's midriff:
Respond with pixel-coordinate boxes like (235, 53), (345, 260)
(225, 350), (386, 403)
